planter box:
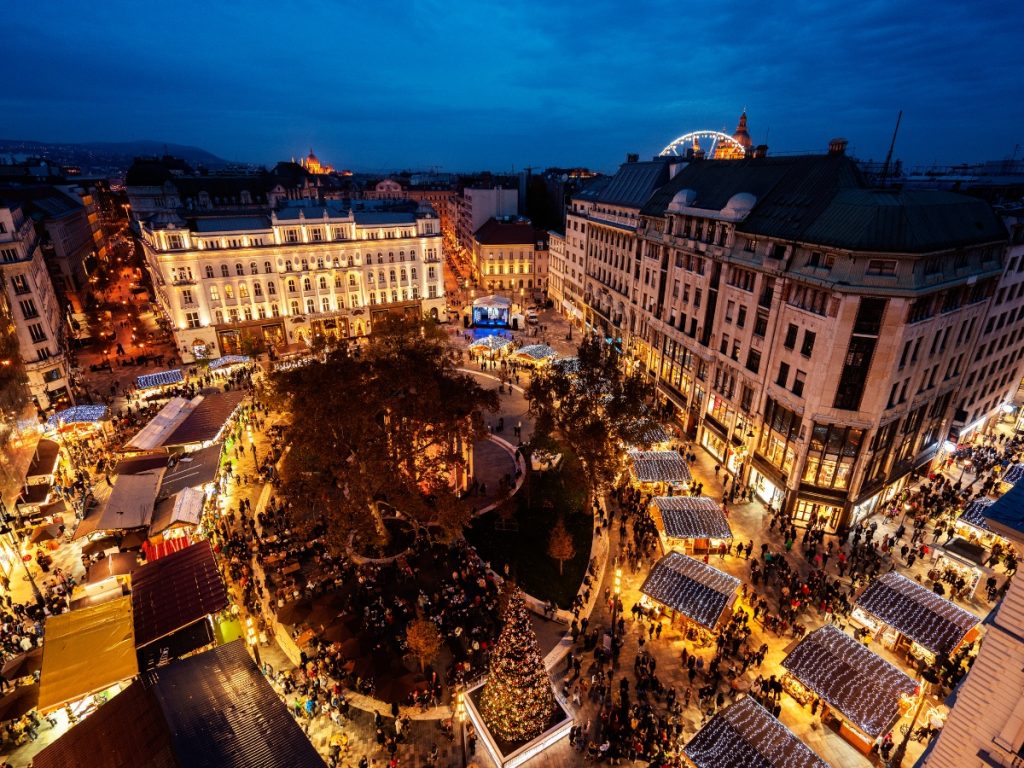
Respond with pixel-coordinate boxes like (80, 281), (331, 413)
(463, 680), (572, 768)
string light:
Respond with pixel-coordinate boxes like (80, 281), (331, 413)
(855, 572), (978, 655)
(628, 450), (693, 485)
(469, 335), (512, 352)
(958, 498), (994, 531)
(208, 354), (252, 370)
(513, 344), (556, 362)
(46, 404), (110, 428)
(652, 496), (733, 540)
(1002, 463), (1024, 485)
(782, 625), (917, 738)
(684, 695), (829, 768)
(641, 551), (739, 629)
(136, 369), (184, 390)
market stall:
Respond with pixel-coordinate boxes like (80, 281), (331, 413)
(37, 596), (138, 714)
(135, 369), (184, 391)
(511, 344), (558, 367)
(650, 496), (732, 555)
(683, 695), (828, 768)
(781, 624), (918, 754)
(628, 449), (692, 494)
(207, 354), (252, 371)
(46, 405), (113, 438)
(853, 571), (981, 663)
(640, 551), (739, 632)
(468, 335), (512, 357)
(953, 497), (1010, 555)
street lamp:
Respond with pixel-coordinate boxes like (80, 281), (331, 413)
(454, 689), (468, 768)
(245, 616), (262, 669)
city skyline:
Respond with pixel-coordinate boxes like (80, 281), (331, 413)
(4, 0), (1023, 172)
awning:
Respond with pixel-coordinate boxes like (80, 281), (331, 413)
(135, 369), (184, 390)
(38, 595), (138, 713)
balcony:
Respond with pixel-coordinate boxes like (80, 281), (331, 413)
(171, 277), (196, 286)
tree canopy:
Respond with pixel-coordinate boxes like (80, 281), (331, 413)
(526, 334), (654, 502)
(270, 316), (498, 549)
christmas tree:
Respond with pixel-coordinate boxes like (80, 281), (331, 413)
(479, 583), (556, 743)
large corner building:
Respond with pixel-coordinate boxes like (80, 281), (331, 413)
(554, 142), (1024, 532)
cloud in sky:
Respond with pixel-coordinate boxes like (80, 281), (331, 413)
(2, 0), (1021, 171)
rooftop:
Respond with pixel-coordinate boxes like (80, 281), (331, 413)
(781, 624), (917, 738)
(641, 551), (739, 629)
(651, 496), (732, 540)
(627, 450), (692, 485)
(474, 217), (541, 246)
(592, 159), (672, 209)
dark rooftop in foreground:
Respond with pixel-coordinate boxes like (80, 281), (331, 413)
(33, 641), (325, 768)
(984, 477), (1024, 544)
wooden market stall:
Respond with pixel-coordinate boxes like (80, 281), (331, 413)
(683, 695), (828, 768)
(781, 624), (919, 754)
(628, 450), (692, 495)
(640, 551), (739, 634)
(650, 496), (732, 555)
(510, 343), (558, 367)
(468, 334), (512, 358)
(853, 571), (981, 664)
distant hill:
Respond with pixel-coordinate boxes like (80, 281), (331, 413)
(0, 139), (232, 177)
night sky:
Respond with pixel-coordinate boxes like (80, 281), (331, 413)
(5, 0), (1022, 172)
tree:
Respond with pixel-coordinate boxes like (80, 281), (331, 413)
(526, 333), (654, 505)
(405, 617), (443, 673)
(479, 583), (556, 743)
(270, 315), (498, 549)
(546, 517), (576, 576)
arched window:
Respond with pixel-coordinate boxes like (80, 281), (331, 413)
(224, 285), (234, 299)
(243, 306), (252, 320)
(271, 303), (279, 317)
(210, 286), (219, 301)
(287, 279), (296, 293)
(319, 276), (327, 290)
(305, 298), (315, 314)
(239, 284), (249, 299)
(257, 304), (266, 319)
(367, 272), (375, 284)
(264, 261), (272, 274)
(378, 270), (386, 285)
(253, 282), (263, 296)
(303, 277), (312, 291)
(250, 262), (258, 275)
(205, 265), (214, 278)
(390, 269), (396, 282)
(334, 275), (342, 288)
(411, 268), (417, 280)
(285, 260), (292, 272)
(400, 268), (407, 281)
(376, 253), (383, 264)
(290, 300), (300, 315)
(388, 253), (394, 263)
(220, 264), (229, 277)
(301, 259), (308, 271)
(215, 309), (224, 323)
(391, 290), (398, 303)
(348, 274), (357, 287)
(321, 297), (330, 312)
(235, 263), (244, 276)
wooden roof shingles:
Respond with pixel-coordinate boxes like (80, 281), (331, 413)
(855, 572), (979, 655)
(782, 625), (917, 738)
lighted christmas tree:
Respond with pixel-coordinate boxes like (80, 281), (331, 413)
(479, 583), (556, 743)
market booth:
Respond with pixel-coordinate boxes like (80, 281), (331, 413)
(640, 551), (739, 633)
(650, 496), (732, 555)
(135, 368), (184, 392)
(511, 343), (558, 367)
(46, 404), (113, 439)
(468, 334), (512, 357)
(628, 450), (693, 495)
(37, 596), (139, 717)
(33, 641), (324, 768)
(781, 624), (919, 754)
(853, 571), (981, 664)
(683, 695), (828, 768)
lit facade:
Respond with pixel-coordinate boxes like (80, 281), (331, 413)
(138, 201), (446, 362)
(571, 149), (1018, 532)
(470, 218), (548, 300)
(0, 203), (72, 410)
(456, 187), (518, 256)
(546, 230), (566, 306)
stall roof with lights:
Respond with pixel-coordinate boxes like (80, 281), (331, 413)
(651, 496), (732, 540)
(958, 497), (994, 532)
(1002, 463), (1024, 486)
(135, 369), (184, 391)
(628, 450), (692, 485)
(684, 695), (829, 768)
(982, 476), (1024, 545)
(782, 625), (917, 738)
(641, 551), (739, 629)
(855, 571), (979, 655)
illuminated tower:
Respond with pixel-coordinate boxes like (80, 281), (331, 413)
(713, 112), (753, 159)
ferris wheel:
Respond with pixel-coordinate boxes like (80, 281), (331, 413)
(658, 130), (746, 158)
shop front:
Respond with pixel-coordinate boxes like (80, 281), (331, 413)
(749, 460), (786, 513)
(792, 493), (844, 533)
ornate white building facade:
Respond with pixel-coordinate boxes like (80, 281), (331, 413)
(138, 200), (446, 362)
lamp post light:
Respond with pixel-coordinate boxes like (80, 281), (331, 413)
(958, 459), (972, 483)
(245, 616), (261, 669)
(454, 689), (468, 768)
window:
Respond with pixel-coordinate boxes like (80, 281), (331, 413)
(746, 349), (761, 374)
(727, 266), (756, 292)
(224, 285), (234, 300)
(867, 259), (897, 276)
(725, 300), (735, 323)
(753, 312), (768, 338)
(321, 297), (330, 312)
(319, 276), (327, 290)
(27, 323), (46, 343)
(310, 228), (323, 241)
(801, 330), (816, 357)
(19, 299), (38, 319)
(181, 289), (193, 306)
(271, 303), (279, 317)
(290, 300), (300, 315)
(265, 261), (273, 274)
(10, 275), (29, 295)
(792, 370), (806, 397)
(253, 282), (262, 297)
(235, 263), (244, 276)
(205, 265), (214, 279)
(776, 362), (790, 387)
(267, 281), (276, 295)
(220, 264), (229, 277)
(783, 324), (797, 349)
(186, 311), (200, 329)
(238, 284), (249, 299)
(736, 306), (747, 328)
(286, 229), (298, 243)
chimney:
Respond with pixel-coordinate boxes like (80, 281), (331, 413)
(753, 145), (769, 159)
(828, 138), (849, 156)
(626, 153), (639, 164)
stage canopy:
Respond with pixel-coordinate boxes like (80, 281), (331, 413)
(38, 596), (138, 713)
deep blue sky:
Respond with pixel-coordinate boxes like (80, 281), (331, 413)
(4, 0), (1022, 172)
